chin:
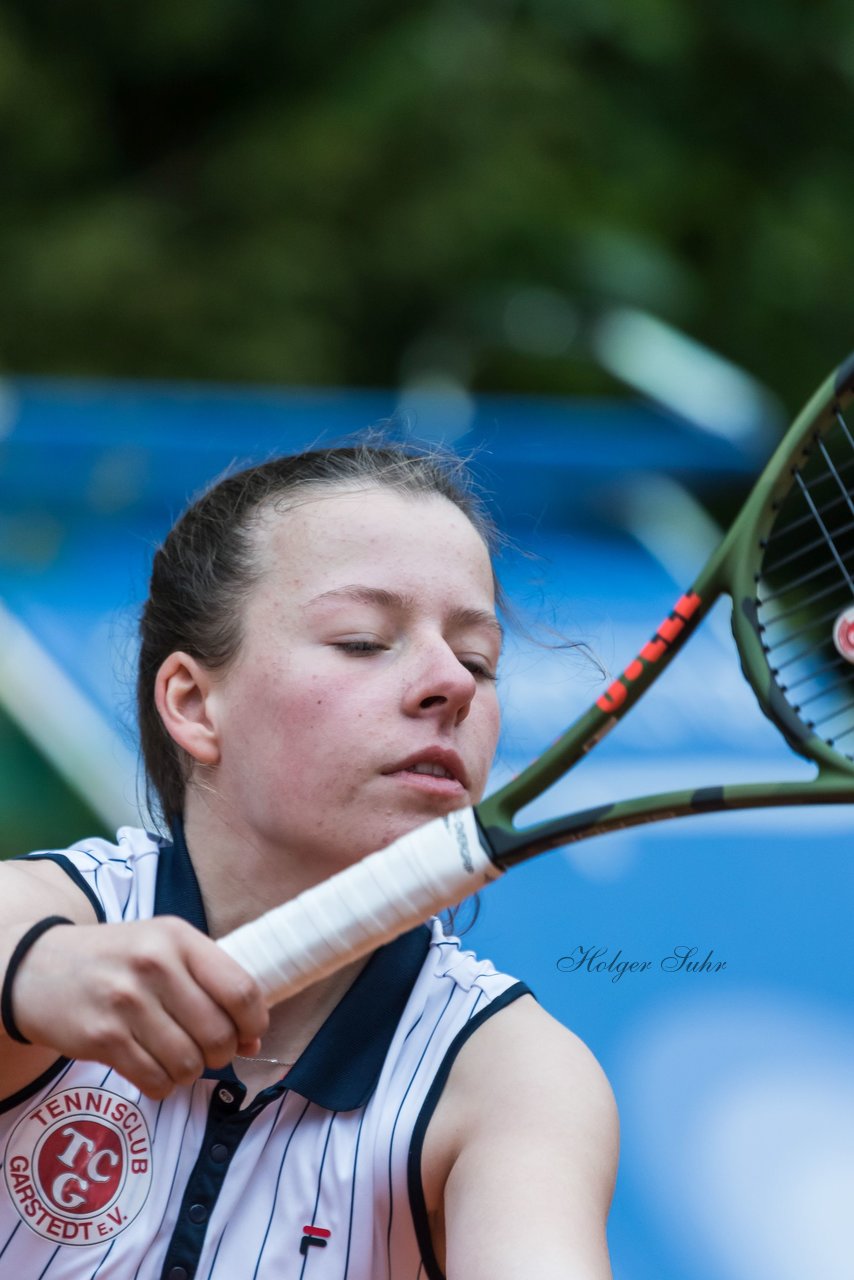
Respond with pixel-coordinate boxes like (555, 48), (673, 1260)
(319, 797), (473, 872)
(379, 801), (463, 846)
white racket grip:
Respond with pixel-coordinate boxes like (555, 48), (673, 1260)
(217, 809), (502, 1007)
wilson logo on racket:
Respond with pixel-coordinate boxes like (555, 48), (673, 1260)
(596, 592), (703, 713)
(300, 1223), (331, 1255)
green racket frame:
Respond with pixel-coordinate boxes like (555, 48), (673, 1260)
(478, 353), (854, 868)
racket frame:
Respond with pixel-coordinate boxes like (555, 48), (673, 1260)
(478, 354), (854, 867)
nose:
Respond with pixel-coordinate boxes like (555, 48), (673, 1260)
(402, 639), (478, 726)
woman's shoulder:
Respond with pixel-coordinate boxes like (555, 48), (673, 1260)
(19, 825), (162, 867)
(395, 921), (532, 1068)
(412, 929), (617, 1155)
(449, 993), (616, 1117)
(16, 826), (165, 924)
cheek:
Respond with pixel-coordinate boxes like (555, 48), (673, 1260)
(470, 692), (502, 790)
(258, 672), (369, 777)
(479, 692), (501, 743)
(218, 662), (329, 765)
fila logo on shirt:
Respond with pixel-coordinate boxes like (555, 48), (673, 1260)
(300, 1224), (332, 1255)
(4, 1088), (153, 1244)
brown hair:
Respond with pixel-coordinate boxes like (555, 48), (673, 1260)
(137, 442), (499, 826)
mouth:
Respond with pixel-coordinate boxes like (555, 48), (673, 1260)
(382, 749), (469, 794)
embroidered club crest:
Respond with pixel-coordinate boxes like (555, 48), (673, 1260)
(4, 1087), (152, 1245)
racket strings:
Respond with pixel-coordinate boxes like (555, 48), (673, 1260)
(762, 417), (854, 605)
(781, 651), (848, 689)
(762, 601), (847, 656)
(787, 673), (852, 711)
(756, 405), (854, 758)
(759, 515), (854, 591)
(761, 417), (854, 561)
(801, 441), (854, 591)
(761, 573), (852, 627)
(823, 718), (854, 746)
(836, 404), (854, 452)
(804, 692), (854, 727)
(762, 457), (854, 549)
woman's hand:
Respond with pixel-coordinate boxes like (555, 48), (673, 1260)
(6, 916), (269, 1099)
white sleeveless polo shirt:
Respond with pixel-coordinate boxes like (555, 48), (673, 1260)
(0, 825), (528, 1280)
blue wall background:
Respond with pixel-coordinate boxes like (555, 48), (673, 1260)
(1, 378), (852, 1280)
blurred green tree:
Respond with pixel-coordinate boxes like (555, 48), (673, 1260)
(1, 0), (853, 407)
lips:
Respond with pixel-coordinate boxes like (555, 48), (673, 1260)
(382, 748), (469, 790)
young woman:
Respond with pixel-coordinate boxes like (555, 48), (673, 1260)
(0, 445), (618, 1279)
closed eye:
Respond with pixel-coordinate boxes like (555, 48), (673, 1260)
(460, 657), (497, 682)
(333, 639), (388, 655)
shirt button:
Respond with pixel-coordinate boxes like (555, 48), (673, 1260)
(210, 1143), (229, 1163)
(188, 1203), (208, 1224)
(167, 1269), (189, 1280)
(218, 1088), (234, 1105)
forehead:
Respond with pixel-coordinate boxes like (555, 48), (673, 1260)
(253, 486), (496, 604)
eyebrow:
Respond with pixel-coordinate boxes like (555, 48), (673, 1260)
(305, 584), (504, 641)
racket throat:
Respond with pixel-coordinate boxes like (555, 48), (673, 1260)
(479, 774), (848, 866)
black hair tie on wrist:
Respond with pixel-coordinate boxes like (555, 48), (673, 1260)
(1, 915), (74, 1045)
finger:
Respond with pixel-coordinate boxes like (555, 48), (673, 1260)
(182, 939), (270, 1048)
(123, 1039), (180, 1101)
(84, 1020), (178, 1100)
(122, 918), (268, 1058)
(127, 1011), (207, 1087)
(154, 972), (252, 1070)
(81, 932), (231, 1081)
(235, 1034), (263, 1058)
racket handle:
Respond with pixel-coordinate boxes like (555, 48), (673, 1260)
(217, 809), (502, 1006)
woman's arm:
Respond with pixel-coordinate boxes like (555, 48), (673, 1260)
(0, 860), (269, 1101)
(422, 995), (619, 1280)
(0, 859), (99, 1097)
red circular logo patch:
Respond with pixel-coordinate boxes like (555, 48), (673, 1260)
(4, 1088), (152, 1245)
(833, 607), (854, 663)
(36, 1118), (125, 1216)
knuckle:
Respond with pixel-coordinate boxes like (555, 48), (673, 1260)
(176, 1052), (204, 1083)
(88, 1021), (126, 1058)
(103, 981), (144, 1016)
(158, 915), (191, 943)
(231, 976), (261, 1011)
(129, 945), (168, 980)
(150, 913), (180, 930)
(205, 1025), (235, 1055)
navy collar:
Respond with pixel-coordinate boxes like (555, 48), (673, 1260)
(154, 818), (209, 930)
(155, 820), (431, 1111)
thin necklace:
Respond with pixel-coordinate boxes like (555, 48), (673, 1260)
(234, 1054), (295, 1069)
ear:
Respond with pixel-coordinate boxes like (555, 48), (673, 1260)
(154, 651), (221, 766)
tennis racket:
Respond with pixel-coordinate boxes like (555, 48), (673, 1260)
(220, 353), (854, 1005)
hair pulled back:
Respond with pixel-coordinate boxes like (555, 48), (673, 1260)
(137, 443), (497, 826)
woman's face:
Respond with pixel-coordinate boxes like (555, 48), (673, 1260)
(202, 486), (502, 872)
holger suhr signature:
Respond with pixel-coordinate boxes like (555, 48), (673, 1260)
(557, 945), (726, 983)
